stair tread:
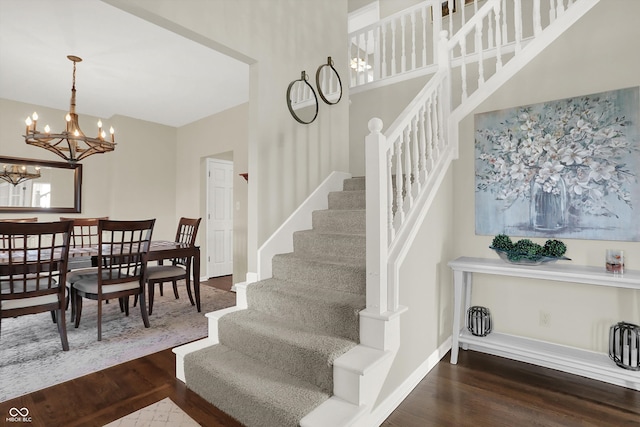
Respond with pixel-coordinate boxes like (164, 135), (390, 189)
(314, 208), (365, 214)
(253, 277), (366, 306)
(221, 308), (358, 355)
(295, 228), (366, 237)
(185, 343), (330, 427)
(274, 252), (365, 269)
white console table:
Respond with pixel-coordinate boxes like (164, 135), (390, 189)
(448, 257), (640, 391)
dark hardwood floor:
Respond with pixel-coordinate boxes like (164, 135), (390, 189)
(1, 275), (638, 426)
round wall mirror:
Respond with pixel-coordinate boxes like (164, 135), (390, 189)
(286, 71), (318, 124)
(316, 57), (342, 105)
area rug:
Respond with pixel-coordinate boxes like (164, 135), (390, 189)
(103, 397), (199, 427)
(0, 284), (236, 402)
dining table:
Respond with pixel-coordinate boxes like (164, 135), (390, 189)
(65, 240), (202, 312)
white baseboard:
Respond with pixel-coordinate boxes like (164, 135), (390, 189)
(365, 337), (452, 426)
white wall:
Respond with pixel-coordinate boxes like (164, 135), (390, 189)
(111, 0), (351, 275)
(0, 98), (177, 240)
(452, 0), (640, 352)
(177, 103), (249, 283)
(349, 76), (430, 175)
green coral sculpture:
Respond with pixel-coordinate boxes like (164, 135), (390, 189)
(490, 234), (569, 263)
(491, 234), (513, 251)
(542, 239), (567, 257)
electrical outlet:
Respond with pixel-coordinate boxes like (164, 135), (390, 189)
(539, 310), (551, 327)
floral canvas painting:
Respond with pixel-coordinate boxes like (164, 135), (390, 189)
(475, 87), (640, 241)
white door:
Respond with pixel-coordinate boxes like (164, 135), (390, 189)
(207, 159), (233, 277)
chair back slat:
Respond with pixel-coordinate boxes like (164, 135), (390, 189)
(97, 219), (155, 289)
(173, 217), (201, 267)
(60, 217), (108, 248)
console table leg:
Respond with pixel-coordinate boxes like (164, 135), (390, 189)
(451, 270), (465, 364)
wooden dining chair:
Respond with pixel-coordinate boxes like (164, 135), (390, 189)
(0, 220), (73, 351)
(60, 217), (110, 314)
(142, 217), (201, 315)
(60, 216), (108, 251)
(69, 219), (155, 341)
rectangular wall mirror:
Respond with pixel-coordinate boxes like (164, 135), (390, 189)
(0, 156), (82, 213)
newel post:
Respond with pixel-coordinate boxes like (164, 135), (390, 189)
(365, 118), (388, 316)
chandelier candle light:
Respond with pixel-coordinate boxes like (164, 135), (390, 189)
(23, 55), (116, 163)
(0, 164), (41, 186)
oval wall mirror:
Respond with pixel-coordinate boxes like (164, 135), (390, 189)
(316, 57), (342, 105)
(286, 71), (319, 124)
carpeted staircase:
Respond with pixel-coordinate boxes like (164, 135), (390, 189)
(184, 176), (366, 426)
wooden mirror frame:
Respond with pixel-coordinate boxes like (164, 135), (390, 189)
(0, 156), (82, 213)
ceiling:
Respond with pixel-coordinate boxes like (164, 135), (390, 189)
(0, 0), (249, 128)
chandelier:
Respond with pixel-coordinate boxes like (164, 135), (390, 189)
(23, 55), (116, 163)
(0, 164), (41, 186)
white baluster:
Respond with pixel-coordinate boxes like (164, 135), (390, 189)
(421, 6), (427, 67)
(382, 23), (388, 79)
(494, 1), (503, 70)
(411, 116), (420, 193)
(411, 11), (416, 71)
(502, 0), (508, 46)
(419, 105), (428, 179)
(476, 20), (485, 87)
(349, 37), (358, 86)
(387, 150), (394, 241)
(395, 137), (404, 224)
(425, 101), (434, 172)
(391, 20), (397, 76)
(550, 0), (557, 23)
(460, 37), (468, 101)
(403, 126), (413, 208)
(433, 91), (442, 157)
(401, 14), (407, 73)
(448, 0), (454, 40)
(357, 32), (363, 86)
(533, 0), (542, 36)
(365, 30), (371, 83)
(557, 0), (566, 17)
(488, 5), (495, 49)
(373, 26), (381, 82)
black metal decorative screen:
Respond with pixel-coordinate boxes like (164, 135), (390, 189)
(467, 306), (492, 337)
(609, 321), (640, 371)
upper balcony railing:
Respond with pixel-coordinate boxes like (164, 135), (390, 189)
(349, 0), (487, 91)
